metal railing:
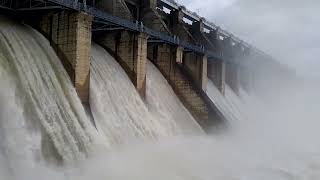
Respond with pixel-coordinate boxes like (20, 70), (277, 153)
(0, 0), (240, 62)
(45, 0), (229, 61)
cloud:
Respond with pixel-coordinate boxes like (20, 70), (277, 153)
(180, 0), (320, 78)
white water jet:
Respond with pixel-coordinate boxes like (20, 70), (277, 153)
(0, 17), (101, 166)
(206, 79), (246, 123)
(0, 76), (68, 180)
(146, 61), (203, 135)
(90, 43), (174, 146)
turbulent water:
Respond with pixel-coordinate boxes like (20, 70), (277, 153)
(0, 17), (101, 170)
(146, 61), (203, 135)
(1, 17), (320, 180)
(90, 44), (203, 146)
(206, 79), (245, 123)
(91, 44), (176, 146)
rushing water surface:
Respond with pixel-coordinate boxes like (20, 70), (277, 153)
(1, 17), (320, 180)
(146, 61), (203, 135)
(206, 80), (245, 123)
(90, 43), (166, 146)
(0, 17), (102, 165)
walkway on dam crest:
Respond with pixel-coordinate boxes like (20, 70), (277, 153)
(0, 0), (267, 64)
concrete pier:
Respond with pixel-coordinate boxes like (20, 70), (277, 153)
(150, 43), (210, 126)
(208, 60), (226, 94)
(97, 31), (148, 97)
(134, 33), (149, 97)
(204, 28), (227, 95)
(222, 37), (240, 94)
(143, 0), (225, 127)
(183, 53), (208, 91)
(225, 63), (239, 93)
(39, 11), (93, 104)
(96, 0), (148, 97)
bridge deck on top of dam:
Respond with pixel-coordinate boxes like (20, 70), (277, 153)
(0, 0), (272, 65)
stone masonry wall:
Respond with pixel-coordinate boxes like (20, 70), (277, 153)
(39, 11), (92, 103)
(97, 31), (148, 97)
(154, 44), (209, 127)
(184, 53), (208, 91)
(208, 59), (226, 94)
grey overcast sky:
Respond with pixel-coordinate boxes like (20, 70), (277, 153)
(179, 0), (320, 78)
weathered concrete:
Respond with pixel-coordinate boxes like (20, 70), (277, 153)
(96, 0), (133, 20)
(171, 7), (196, 41)
(142, 1), (171, 33)
(143, 2), (224, 127)
(201, 28), (227, 95)
(96, 31), (148, 97)
(134, 33), (149, 97)
(225, 62), (239, 93)
(95, 0), (149, 97)
(222, 38), (240, 93)
(151, 43), (210, 126)
(176, 46), (184, 64)
(208, 59), (226, 94)
(39, 11), (93, 103)
(183, 53), (208, 91)
(192, 19), (216, 50)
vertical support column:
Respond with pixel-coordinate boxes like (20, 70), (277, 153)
(200, 55), (208, 91)
(220, 61), (226, 94)
(176, 46), (184, 64)
(239, 66), (251, 92)
(171, 7), (191, 40)
(40, 11), (92, 104)
(192, 19), (204, 34)
(225, 63), (239, 93)
(97, 31), (148, 98)
(222, 37), (240, 94)
(134, 33), (148, 98)
(183, 53), (207, 91)
(208, 59), (226, 94)
(153, 43), (210, 126)
(75, 13), (92, 104)
(156, 43), (174, 80)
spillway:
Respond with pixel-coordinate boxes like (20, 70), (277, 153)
(206, 79), (246, 123)
(146, 61), (203, 135)
(90, 44), (203, 147)
(90, 43), (170, 146)
(0, 17), (100, 168)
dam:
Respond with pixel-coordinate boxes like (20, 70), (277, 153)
(0, 0), (291, 126)
(1, 0), (317, 180)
